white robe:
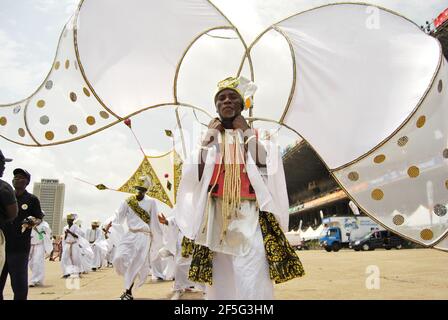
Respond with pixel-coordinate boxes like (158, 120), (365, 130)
(61, 224), (84, 276)
(85, 228), (107, 269)
(174, 140), (288, 300)
(165, 216), (204, 292)
(29, 222), (52, 285)
(112, 195), (164, 290)
(102, 217), (125, 266)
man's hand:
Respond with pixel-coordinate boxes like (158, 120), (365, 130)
(232, 115), (250, 132)
(202, 118), (224, 146)
(158, 213), (168, 226)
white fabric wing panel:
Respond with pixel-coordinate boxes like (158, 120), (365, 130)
(76, 0), (233, 117)
(333, 58), (448, 247)
(276, 4), (441, 169)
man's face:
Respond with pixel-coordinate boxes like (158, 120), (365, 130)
(0, 160), (5, 177)
(215, 89), (243, 120)
(92, 224), (98, 230)
(12, 173), (29, 190)
(135, 187), (147, 199)
(67, 219), (74, 226)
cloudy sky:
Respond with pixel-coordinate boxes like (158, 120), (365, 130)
(0, 0), (447, 231)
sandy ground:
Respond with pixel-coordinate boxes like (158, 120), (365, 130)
(3, 248), (448, 300)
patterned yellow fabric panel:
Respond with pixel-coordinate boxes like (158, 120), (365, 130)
(173, 152), (183, 203)
(188, 211), (305, 285)
(188, 243), (214, 285)
(126, 195), (151, 224)
(181, 236), (195, 258)
(118, 157), (173, 208)
(259, 211), (305, 284)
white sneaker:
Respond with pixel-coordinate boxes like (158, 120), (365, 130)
(171, 290), (183, 300)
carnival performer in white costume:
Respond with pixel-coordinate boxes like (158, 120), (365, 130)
(174, 76), (304, 300)
(28, 218), (52, 287)
(112, 176), (164, 300)
(85, 220), (107, 271)
(61, 214), (84, 278)
(159, 213), (205, 300)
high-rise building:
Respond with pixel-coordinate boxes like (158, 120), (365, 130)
(33, 179), (65, 235)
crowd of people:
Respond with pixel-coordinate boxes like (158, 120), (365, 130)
(0, 76), (304, 300)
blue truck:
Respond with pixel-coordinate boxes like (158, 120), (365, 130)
(319, 216), (384, 252)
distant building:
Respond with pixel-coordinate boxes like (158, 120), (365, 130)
(33, 179), (65, 235)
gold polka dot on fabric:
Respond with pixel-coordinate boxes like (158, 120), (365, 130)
(0, 117), (7, 126)
(397, 136), (408, 147)
(407, 166), (420, 178)
(347, 172), (359, 181)
(374, 154), (386, 164)
(443, 149), (448, 159)
(99, 111), (109, 119)
(45, 80), (53, 90)
(68, 125), (78, 135)
(70, 92), (77, 102)
(433, 204), (447, 217)
(86, 116), (96, 125)
(45, 131), (54, 141)
(37, 100), (46, 108)
(420, 229), (433, 241)
(54, 61), (60, 70)
(438, 80), (443, 93)
(65, 60), (70, 69)
(18, 128), (25, 137)
(416, 116), (426, 128)
(393, 215), (404, 226)
(83, 87), (91, 97)
(445, 180), (448, 190)
(40, 115), (49, 125)
(371, 189), (384, 201)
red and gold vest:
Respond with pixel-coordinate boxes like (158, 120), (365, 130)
(208, 162), (256, 201)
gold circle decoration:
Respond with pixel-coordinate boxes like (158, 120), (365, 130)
(45, 131), (54, 141)
(371, 189), (384, 201)
(18, 128), (25, 137)
(99, 111), (109, 119)
(54, 61), (60, 70)
(0, 117), (7, 126)
(40, 115), (50, 125)
(445, 180), (448, 190)
(86, 116), (96, 126)
(438, 80), (443, 93)
(420, 229), (433, 241)
(433, 204), (447, 217)
(65, 60), (70, 69)
(443, 149), (448, 159)
(392, 214), (404, 226)
(37, 100), (45, 108)
(407, 166), (420, 178)
(347, 171), (359, 181)
(45, 80), (53, 90)
(83, 87), (91, 97)
(374, 154), (386, 164)
(68, 125), (78, 135)
(416, 115), (426, 128)
(397, 136), (408, 147)
(70, 92), (77, 102)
